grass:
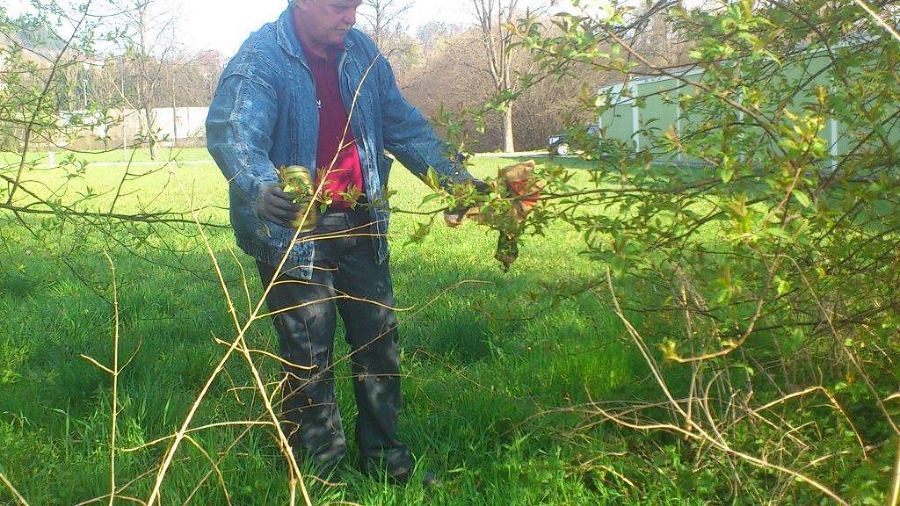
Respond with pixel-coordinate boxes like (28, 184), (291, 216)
(0, 146), (214, 166)
(0, 153), (707, 505)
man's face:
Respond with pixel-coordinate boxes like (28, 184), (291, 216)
(295, 0), (362, 49)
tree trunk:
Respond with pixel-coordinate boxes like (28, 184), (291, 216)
(171, 66), (178, 148)
(142, 107), (158, 160)
(503, 104), (515, 153)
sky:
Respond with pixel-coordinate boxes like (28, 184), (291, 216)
(6, 0), (560, 58)
(181, 1), (497, 57)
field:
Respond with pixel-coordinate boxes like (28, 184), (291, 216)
(0, 147), (214, 166)
(0, 151), (704, 505)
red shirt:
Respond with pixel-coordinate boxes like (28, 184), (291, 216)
(292, 9), (365, 209)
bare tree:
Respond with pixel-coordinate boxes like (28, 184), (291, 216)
(470, 0), (520, 153)
(358, 0), (412, 49)
(117, 0), (180, 160)
(160, 49), (224, 146)
(415, 20), (464, 52)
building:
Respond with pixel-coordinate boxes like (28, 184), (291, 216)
(595, 41), (897, 172)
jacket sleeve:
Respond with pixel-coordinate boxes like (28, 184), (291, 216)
(206, 64), (279, 206)
(375, 53), (474, 186)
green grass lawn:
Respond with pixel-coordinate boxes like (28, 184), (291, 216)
(1, 146), (214, 166)
(0, 155), (702, 505)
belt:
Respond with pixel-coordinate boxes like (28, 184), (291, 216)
(324, 196), (369, 213)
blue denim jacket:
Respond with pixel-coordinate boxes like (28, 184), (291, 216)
(207, 7), (472, 279)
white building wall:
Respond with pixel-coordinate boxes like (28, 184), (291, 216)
(151, 107), (208, 142)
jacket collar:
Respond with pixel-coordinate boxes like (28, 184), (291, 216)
(276, 6), (357, 63)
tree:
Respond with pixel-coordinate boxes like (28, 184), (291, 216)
(470, 0), (521, 153)
(1, 0), (219, 253)
(423, 0), (900, 502)
(117, 0), (180, 160)
(359, 0), (412, 50)
(415, 20), (464, 52)
(159, 49), (224, 145)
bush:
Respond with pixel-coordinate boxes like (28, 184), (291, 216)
(427, 0), (899, 503)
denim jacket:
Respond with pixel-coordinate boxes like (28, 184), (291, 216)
(207, 7), (472, 279)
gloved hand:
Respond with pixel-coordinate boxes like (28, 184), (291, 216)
(444, 178), (490, 228)
(471, 178), (490, 195)
(441, 161), (544, 271)
(256, 182), (301, 228)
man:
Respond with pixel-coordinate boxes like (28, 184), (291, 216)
(206, 0), (482, 485)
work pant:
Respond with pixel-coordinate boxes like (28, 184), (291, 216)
(256, 207), (411, 476)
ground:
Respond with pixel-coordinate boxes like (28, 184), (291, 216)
(0, 149), (730, 504)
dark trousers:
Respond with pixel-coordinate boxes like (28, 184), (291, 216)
(256, 207), (411, 475)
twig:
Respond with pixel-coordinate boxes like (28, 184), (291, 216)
(891, 439), (900, 506)
(5, 0), (95, 206)
(142, 214), (311, 505)
(0, 473), (29, 506)
(74, 460), (174, 506)
(104, 252), (121, 506)
(182, 435), (232, 506)
(80, 355), (115, 375)
(587, 398), (849, 505)
(121, 421), (275, 453)
(784, 255), (899, 436)
(667, 258), (780, 363)
(77, 253), (125, 505)
(851, 0), (900, 42)
(181, 426), (253, 506)
(752, 386), (867, 459)
(227, 248), (254, 317)
(604, 269), (690, 421)
(603, 268), (850, 505)
(596, 464), (637, 489)
(202, 238), (313, 505)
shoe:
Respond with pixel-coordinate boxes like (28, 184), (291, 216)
(421, 471), (440, 488)
(388, 467), (439, 488)
(360, 456), (438, 487)
(289, 448), (344, 485)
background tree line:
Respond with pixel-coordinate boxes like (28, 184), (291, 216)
(2, 0), (690, 155)
(373, 1), (691, 152)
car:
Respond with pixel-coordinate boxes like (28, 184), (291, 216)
(548, 125), (600, 158)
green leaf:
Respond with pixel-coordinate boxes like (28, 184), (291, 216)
(421, 193), (442, 205)
(424, 167), (442, 190)
(719, 165), (734, 183)
(793, 190), (811, 208)
(766, 227), (791, 239)
(776, 277), (791, 296)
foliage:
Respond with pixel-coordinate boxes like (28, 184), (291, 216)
(0, 1), (223, 276)
(1, 0), (897, 504)
(423, 0), (899, 503)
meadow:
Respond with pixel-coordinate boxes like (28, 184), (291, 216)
(0, 151), (704, 505)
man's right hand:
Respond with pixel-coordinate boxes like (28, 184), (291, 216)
(257, 182), (301, 228)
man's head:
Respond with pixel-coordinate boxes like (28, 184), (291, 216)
(292, 0), (362, 52)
